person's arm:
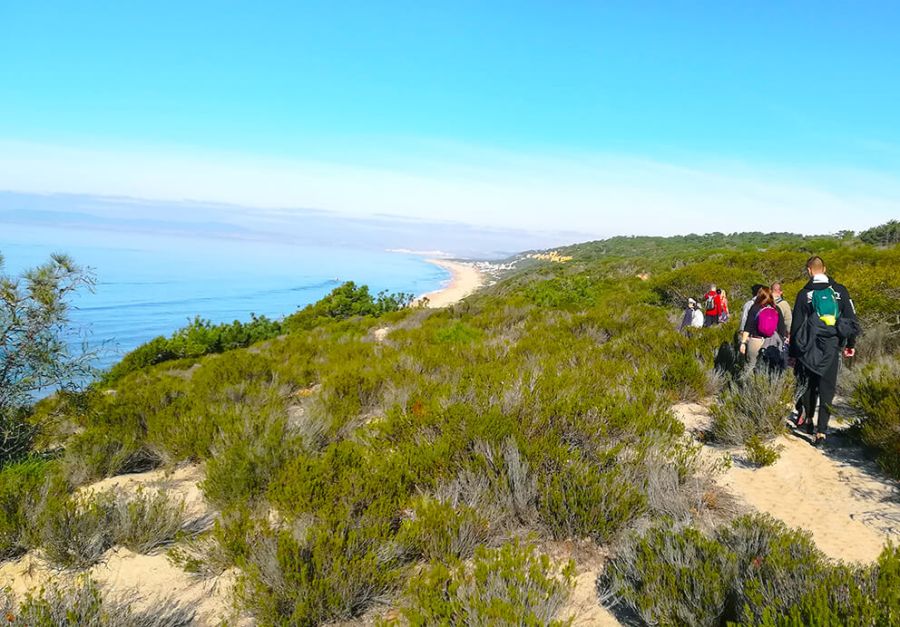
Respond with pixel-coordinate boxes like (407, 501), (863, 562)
(838, 285), (858, 353)
(789, 292), (806, 357)
(782, 303), (792, 333)
(739, 301), (750, 330)
(739, 305), (755, 354)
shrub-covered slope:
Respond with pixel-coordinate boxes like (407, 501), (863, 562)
(2, 228), (899, 625)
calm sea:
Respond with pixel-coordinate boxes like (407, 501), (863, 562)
(1, 224), (447, 370)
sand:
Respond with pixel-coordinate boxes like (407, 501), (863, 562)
(419, 259), (484, 308)
(673, 402), (900, 563)
(543, 540), (622, 626)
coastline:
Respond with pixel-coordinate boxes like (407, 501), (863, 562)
(419, 259), (485, 307)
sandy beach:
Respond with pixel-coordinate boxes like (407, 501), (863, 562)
(419, 259), (485, 307)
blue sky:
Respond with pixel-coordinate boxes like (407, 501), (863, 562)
(1, 1), (899, 237)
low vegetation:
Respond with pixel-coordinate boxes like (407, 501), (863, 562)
(711, 370), (793, 446)
(0, 577), (194, 626)
(850, 357), (900, 479)
(393, 539), (575, 626)
(102, 281), (414, 384)
(28, 485), (201, 569)
(600, 514), (900, 626)
(2, 224), (899, 622)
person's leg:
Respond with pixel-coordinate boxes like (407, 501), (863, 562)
(746, 337), (764, 371)
(795, 363), (810, 421)
(796, 362), (816, 433)
(816, 357), (840, 436)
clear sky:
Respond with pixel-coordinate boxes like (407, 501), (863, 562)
(1, 1), (899, 237)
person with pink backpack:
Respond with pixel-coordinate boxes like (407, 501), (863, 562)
(738, 285), (787, 371)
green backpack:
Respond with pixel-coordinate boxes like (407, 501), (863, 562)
(809, 287), (840, 326)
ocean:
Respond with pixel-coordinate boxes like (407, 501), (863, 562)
(1, 223), (448, 371)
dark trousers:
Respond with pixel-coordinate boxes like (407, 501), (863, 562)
(796, 357), (840, 434)
(703, 314), (719, 327)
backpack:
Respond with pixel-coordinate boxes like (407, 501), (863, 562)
(756, 305), (779, 338)
(809, 287), (840, 326)
(705, 293), (717, 312)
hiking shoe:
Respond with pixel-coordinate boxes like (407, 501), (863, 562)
(813, 434), (827, 448)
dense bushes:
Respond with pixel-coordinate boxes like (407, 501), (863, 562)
(102, 313), (282, 384)
(283, 281), (413, 332)
(600, 514), (900, 626)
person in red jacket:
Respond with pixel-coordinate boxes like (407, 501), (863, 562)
(702, 284), (723, 327)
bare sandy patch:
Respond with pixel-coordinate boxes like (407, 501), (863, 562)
(80, 463), (209, 518)
(544, 540), (623, 626)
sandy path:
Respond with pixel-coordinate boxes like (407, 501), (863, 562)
(419, 259), (484, 308)
(673, 402), (900, 563)
(544, 541), (622, 626)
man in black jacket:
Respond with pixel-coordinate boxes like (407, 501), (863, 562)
(789, 256), (859, 446)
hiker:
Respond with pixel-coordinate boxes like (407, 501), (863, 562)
(738, 284), (766, 331)
(717, 288), (730, 323)
(771, 282), (793, 334)
(739, 285), (787, 371)
(702, 284), (723, 326)
(789, 256), (860, 447)
(772, 282), (793, 367)
(680, 298), (704, 331)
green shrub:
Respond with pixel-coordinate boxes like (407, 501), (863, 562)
(434, 320), (482, 344)
(0, 407), (38, 469)
(0, 458), (55, 559)
(283, 281), (412, 332)
(240, 520), (404, 626)
(718, 514), (827, 623)
(745, 435), (781, 467)
(599, 520), (737, 626)
(711, 370), (793, 445)
(30, 484), (119, 569)
(63, 426), (162, 485)
(850, 358), (900, 479)
(202, 406), (300, 510)
(398, 496), (490, 562)
(538, 450), (646, 542)
(31, 486), (196, 568)
(600, 514), (900, 626)
(110, 487), (200, 554)
(394, 539), (575, 626)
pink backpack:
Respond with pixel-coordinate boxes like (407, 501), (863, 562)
(756, 306), (779, 338)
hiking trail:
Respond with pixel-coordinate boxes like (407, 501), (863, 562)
(673, 401), (900, 563)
